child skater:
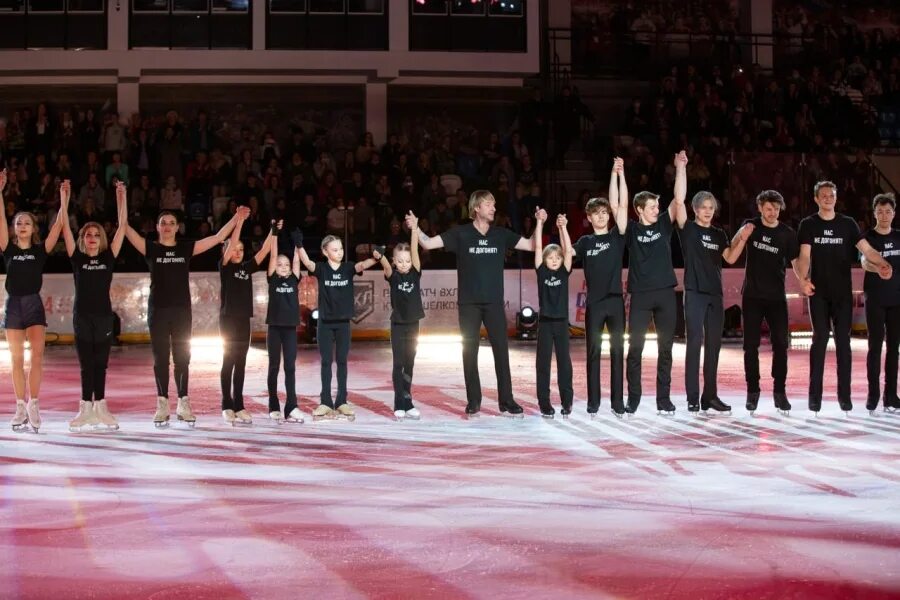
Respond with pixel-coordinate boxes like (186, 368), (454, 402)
(61, 180), (127, 431)
(265, 222), (304, 423)
(533, 212), (574, 418)
(0, 169), (65, 432)
(373, 211), (425, 420)
(219, 212), (276, 425)
(295, 230), (379, 420)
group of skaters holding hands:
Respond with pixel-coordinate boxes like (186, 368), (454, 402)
(1, 149), (898, 431)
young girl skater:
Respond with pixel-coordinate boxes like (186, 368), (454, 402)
(266, 224), (304, 423)
(61, 179), (128, 431)
(373, 214), (425, 420)
(0, 169), (65, 432)
(296, 230), (378, 420)
(124, 206), (248, 427)
(220, 213), (275, 425)
(533, 212), (574, 418)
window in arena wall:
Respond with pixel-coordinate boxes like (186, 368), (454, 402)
(411, 0), (447, 16)
(269, 0), (305, 12)
(450, 0), (483, 16)
(67, 0), (104, 11)
(212, 0), (248, 11)
(133, 0), (169, 12)
(488, 0), (521, 17)
(27, 0), (64, 11)
(348, 0), (382, 14)
(173, 0), (208, 12)
(308, 0), (342, 13)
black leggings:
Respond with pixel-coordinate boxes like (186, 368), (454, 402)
(318, 320), (351, 408)
(391, 321), (420, 411)
(74, 313), (114, 401)
(865, 302), (900, 403)
(267, 325), (298, 414)
(684, 290), (724, 402)
(585, 295), (625, 411)
(742, 295), (790, 394)
(220, 315), (251, 411)
(458, 302), (514, 409)
(536, 318), (573, 412)
(148, 306), (191, 398)
(626, 288), (677, 406)
(808, 294), (852, 402)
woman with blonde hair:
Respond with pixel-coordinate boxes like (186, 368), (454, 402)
(0, 169), (65, 432)
(60, 179), (128, 431)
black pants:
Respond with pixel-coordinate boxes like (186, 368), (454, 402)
(536, 317), (573, 412)
(74, 313), (114, 401)
(391, 321), (420, 411)
(458, 303), (514, 409)
(585, 295), (625, 411)
(318, 320), (351, 408)
(742, 295), (790, 394)
(148, 306), (191, 398)
(220, 315), (251, 411)
(684, 290), (724, 402)
(808, 294), (852, 402)
(626, 288), (677, 405)
(267, 325), (298, 414)
(865, 302), (900, 403)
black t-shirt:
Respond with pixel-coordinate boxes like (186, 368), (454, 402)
(388, 268), (425, 324)
(220, 259), (260, 318)
(742, 217), (800, 301)
(626, 211), (677, 293)
(441, 223), (521, 304)
(572, 228), (625, 301)
(145, 240), (195, 309)
(2, 243), (48, 296)
(536, 264), (570, 319)
(863, 229), (900, 307)
(314, 261), (358, 321)
(678, 221), (729, 295)
(266, 273), (300, 326)
(798, 213), (862, 300)
(71, 249), (115, 316)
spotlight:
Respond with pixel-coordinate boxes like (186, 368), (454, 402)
(306, 308), (319, 342)
(516, 305), (538, 340)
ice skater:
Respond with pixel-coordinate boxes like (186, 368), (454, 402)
(861, 193), (900, 414)
(676, 190), (751, 415)
(795, 181), (892, 414)
(60, 180), (127, 431)
(265, 223), (304, 423)
(297, 231), (379, 420)
(407, 193), (543, 418)
(124, 206), (248, 426)
(533, 212), (574, 418)
(219, 212), (275, 425)
(0, 169), (65, 432)
(624, 152), (688, 415)
(571, 158), (628, 417)
(373, 212), (425, 420)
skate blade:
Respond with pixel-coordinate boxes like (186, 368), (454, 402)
(561, 413), (571, 420)
(656, 410), (676, 416)
(501, 412), (524, 419)
(285, 417), (304, 424)
(464, 412), (480, 420)
(154, 420), (170, 428)
(234, 419), (253, 425)
(405, 415), (421, 421)
(777, 409), (790, 416)
(541, 414), (555, 420)
(610, 412), (624, 419)
(334, 415), (356, 421)
(702, 410), (732, 417)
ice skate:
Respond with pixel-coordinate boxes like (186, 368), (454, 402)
(587, 411), (598, 420)
(610, 400), (625, 419)
(223, 409), (237, 425)
(10, 401), (28, 431)
(540, 405), (555, 420)
(69, 400), (97, 432)
(153, 396), (170, 427)
(625, 397), (640, 417)
(808, 398), (822, 417)
(394, 409), (407, 420)
(26, 399), (41, 433)
(464, 402), (481, 419)
(335, 404), (356, 421)
(285, 408), (305, 423)
(838, 398), (853, 416)
(176, 396), (196, 427)
(702, 397), (732, 416)
(499, 400), (524, 419)
(656, 398), (676, 416)
(746, 391), (760, 416)
(774, 393), (791, 416)
(94, 399), (119, 430)
(405, 407), (421, 420)
(234, 409), (253, 424)
(312, 404), (334, 421)
(687, 398), (701, 414)
(560, 406), (572, 420)
(269, 410), (285, 424)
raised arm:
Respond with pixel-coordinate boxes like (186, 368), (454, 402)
(253, 226), (276, 266)
(292, 246), (301, 279)
(857, 238), (893, 280)
(110, 181), (128, 257)
(533, 213), (544, 269)
(298, 245), (316, 273)
(607, 159), (619, 214)
(669, 151), (689, 227)
(410, 218), (421, 272)
(194, 206), (248, 256)
(616, 158), (628, 235)
(222, 211), (248, 266)
(373, 244), (393, 278)
(124, 223), (147, 256)
(355, 256), (378, 274)
(405, 211), (444, 250)
(44, 189), (65, 254)
(267, 234), (278, 276)
(723, 222), (753, 265)
(557, 214), (573, 271)
(516, 206), (548, 252)
(0, 169), (8, 252)
(60, 179), (76, 257)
